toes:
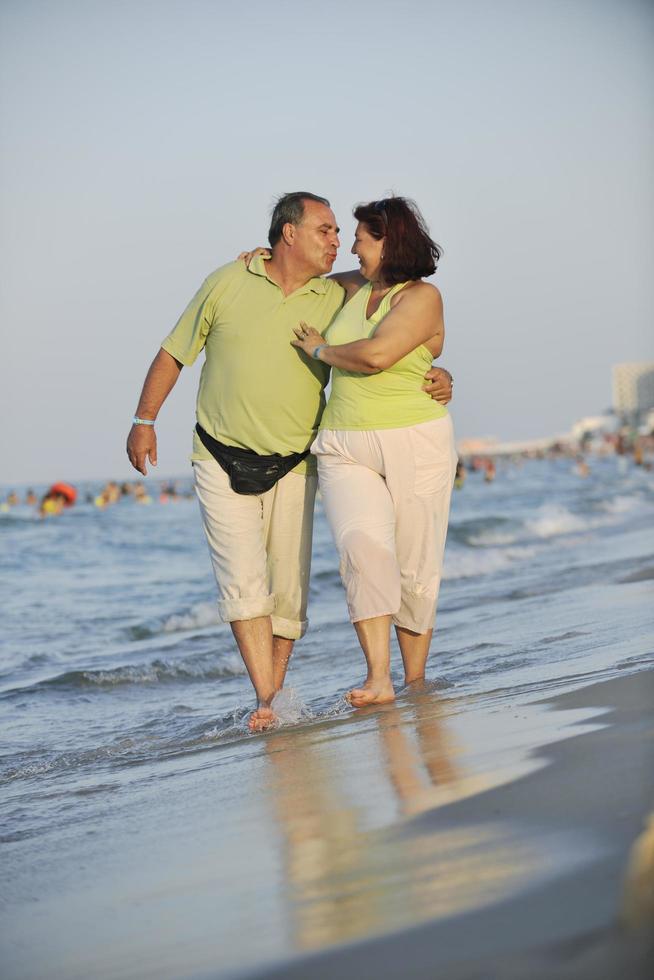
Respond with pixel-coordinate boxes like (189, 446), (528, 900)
(348, 686), (396, 707)
(248, 708), (275, 732)
(348, 688), (376, 706)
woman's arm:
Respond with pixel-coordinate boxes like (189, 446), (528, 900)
(292, 283), (444, 374)
(235, 252), (365, 301)
(327, 269), (367, 298)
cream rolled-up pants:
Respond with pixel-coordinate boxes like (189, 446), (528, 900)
(312, 416), (457, 634)
(193, 459), (317, 640)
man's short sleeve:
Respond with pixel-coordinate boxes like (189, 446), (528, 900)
(160, 263), (236, 366)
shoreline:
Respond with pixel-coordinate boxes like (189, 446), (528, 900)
(3, 665), (653, 980)
(230, 668), (654, 980)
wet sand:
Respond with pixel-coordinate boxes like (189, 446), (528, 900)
(234, 669), (654, 980)
(3, 669), (653, 980)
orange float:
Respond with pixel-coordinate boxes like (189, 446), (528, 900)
(48, 482), (77, 505)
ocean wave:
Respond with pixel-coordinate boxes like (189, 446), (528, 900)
(449, 517), (518, 548)
(126, 601), (224, 640)
(0, 688), (348, 789)
(14, 653), (246, 693)
(453, 508), (587, 549)
(163, 601), (223, 632)
(601, 494), (636, 514)
(443, 545), (538, 580)
(456, 499), (640, 550)
(1, 716), (243, 787)
(525, 504), (591, 538)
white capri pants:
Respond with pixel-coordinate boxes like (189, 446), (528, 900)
(312, 416), (457, 634)
(193, 459), (317, 640)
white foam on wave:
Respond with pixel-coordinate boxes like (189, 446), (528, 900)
(83, 654), (245, 685)
(163, 601), (222, 632)
(467, 530), (518, 547)
(525, 505), (589, 538)
(599, 494), (640, 515)
(443, 545), (537, 580)
(467, 496), (642, 550)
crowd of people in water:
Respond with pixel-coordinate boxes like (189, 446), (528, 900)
(2, 427), (651, 519)
(0, 480), (194, 516)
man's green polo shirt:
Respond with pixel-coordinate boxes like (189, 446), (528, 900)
(161, 257), (345, 474)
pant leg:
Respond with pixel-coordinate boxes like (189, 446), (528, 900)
(262, 470), (317, 640)
(313, 430), (401, 622)
(193, 458), (275, 622)
(382, 416), (457, 634)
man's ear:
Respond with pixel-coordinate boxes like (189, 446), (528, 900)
(281, 222), (296, 246)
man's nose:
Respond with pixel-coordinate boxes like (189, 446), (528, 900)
(332, 233), (340, 249)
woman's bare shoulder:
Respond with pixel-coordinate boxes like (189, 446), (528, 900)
(392, 280), (442, 309)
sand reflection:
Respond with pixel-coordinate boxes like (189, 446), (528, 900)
(263, 692), (548, 953)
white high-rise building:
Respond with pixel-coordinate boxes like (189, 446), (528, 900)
(612, 363), (654, 419)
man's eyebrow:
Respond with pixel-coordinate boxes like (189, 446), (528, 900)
(318, 222), (340, 232)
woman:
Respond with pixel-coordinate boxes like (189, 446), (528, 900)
(291, 196), (457, 707)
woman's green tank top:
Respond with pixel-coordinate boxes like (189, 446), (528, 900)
(320, 280), (448, 431)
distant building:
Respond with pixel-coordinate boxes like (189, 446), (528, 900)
(612, 363), (654, 421)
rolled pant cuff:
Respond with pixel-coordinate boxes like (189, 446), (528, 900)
(350, 607), (399, 624)
(392, 615), (434, 635)
(217, 595), (276, 623)
(271, 615), (307, 641)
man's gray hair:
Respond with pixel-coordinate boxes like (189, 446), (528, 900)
(268, 191), (330, 247)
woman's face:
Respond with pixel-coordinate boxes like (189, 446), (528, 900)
(351, 222), (385, 281)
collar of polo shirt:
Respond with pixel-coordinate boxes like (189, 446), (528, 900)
(247, 254), (329, 295)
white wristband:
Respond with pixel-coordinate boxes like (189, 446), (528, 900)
(133, 416), (155, 426)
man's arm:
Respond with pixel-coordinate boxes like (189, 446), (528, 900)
(126, 349), (183, 475)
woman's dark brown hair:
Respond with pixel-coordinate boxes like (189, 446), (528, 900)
(353, 196), (442, 285)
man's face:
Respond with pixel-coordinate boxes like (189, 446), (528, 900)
(290, 200), (340, 276)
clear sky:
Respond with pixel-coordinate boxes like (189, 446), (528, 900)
(1, 0), (653, 484)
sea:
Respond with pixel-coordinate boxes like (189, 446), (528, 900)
(1, 454), (653, 978)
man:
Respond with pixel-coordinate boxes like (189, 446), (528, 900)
(126, 192), (452, 730)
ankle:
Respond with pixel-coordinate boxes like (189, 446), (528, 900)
(367, 672), (392, 685)
(404, 673), (425, 685)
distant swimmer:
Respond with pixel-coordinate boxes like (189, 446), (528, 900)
(94, 481), (121, 508)
(483, 459), (496, 483)
(575, 455), (589, 478)
(39, 482), (77, 516)
(126, 191), (455, 731)
(454, 460), (467, 490)
(134, 482), (152, 504)
(25, 489), (38, 506)
(158, 481), (179, 503)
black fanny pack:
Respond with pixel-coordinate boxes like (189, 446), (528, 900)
(196, 424), (310, 495)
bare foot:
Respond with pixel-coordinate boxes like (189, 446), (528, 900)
(248, 706), (276, 732)
(347, 678), (395, 708)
